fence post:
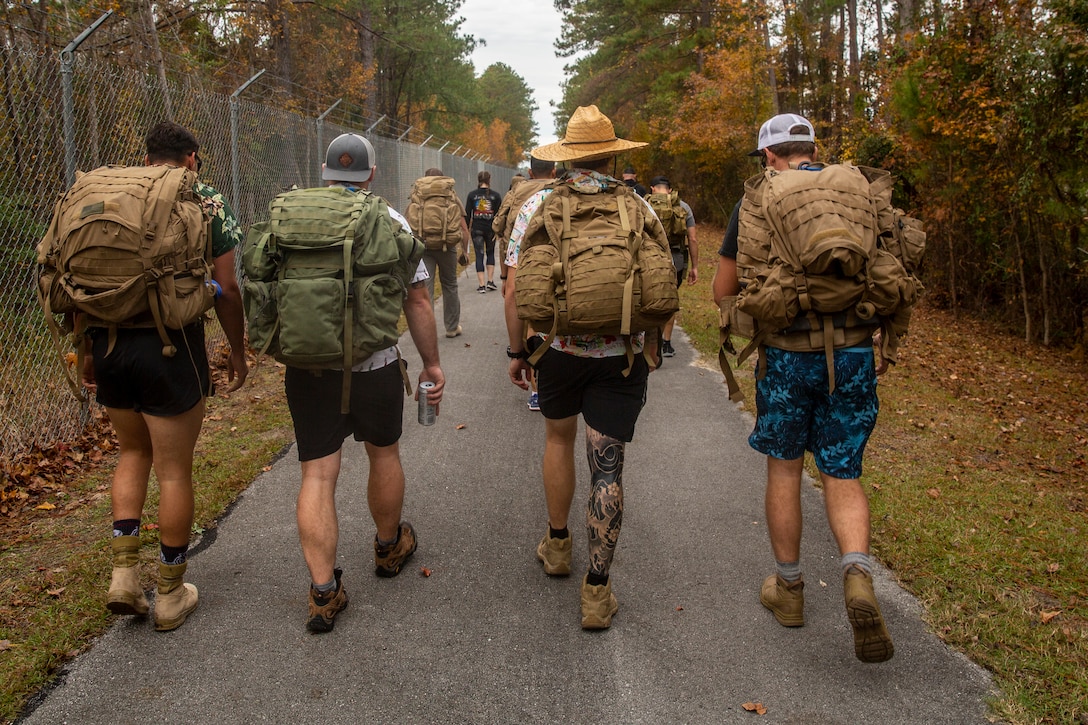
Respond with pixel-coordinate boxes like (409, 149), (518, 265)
(229, 69), (266, 214)
(60, 10), (113, 187)
(315, 98), (343, 186)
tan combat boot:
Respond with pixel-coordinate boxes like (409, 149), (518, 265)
(106, 535), (149, 616)
(154, 561), (199, 632)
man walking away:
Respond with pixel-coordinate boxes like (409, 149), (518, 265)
(505, 105), (676, 629)
(408, 168), (471, 338)
(715, 113), (900, 662)
(646, 176), (699, 359)
(78, 121), (248, 632)
(246, 133), (445, 633)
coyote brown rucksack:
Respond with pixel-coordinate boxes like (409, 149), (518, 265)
(242, 185), (424, 412)
(36, 164), (214, 400)
(718, 162), (924, 400)
(406, 175), (462, 251)
(492, 178), (554, 245)
(646, 190), (687, 248)
(514, 178), (679, 371)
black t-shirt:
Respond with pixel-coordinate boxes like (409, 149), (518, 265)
(465, 187), (503, 236)
(718, 199), (742, 259)
(624, 179), (649, 197)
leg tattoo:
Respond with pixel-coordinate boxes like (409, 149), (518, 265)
(586, 427), (624, 576)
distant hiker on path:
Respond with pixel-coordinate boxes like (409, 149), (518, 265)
(407, 168), (471, 338)
(465, 170), (503, 293)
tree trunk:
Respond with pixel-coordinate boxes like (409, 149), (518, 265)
(1014, 226), (1032, 343)
(848, 0), (859, 105)
(875, 0), (885, 54)
(948, 156), (958, 315)
(898, 0), (915, 37)
(126, 0), (173, 119)
(357, 6), (377, 120)
(762, 2), (778, 113)
(1032, 214), (1050, 345)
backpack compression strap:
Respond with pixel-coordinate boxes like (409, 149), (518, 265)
(338, 193), (372, 414)
(143, 168), (186, 358)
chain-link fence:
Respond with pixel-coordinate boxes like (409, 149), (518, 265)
(0, 42), (515, 459)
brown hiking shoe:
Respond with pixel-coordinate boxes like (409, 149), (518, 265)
(580, 575), (619, 630)
(307, 568), (348, 634)
(760, 574), (805, 627)
(374, 522), (417, 577)
(536, 529), (572, 576)
(843, 565), (894, 663)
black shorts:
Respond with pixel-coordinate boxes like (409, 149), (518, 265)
(534, 348), (648, 442)
(89, 324), (210, 416)
(672, 248), (688, 287)
(285, 362), (405, 461)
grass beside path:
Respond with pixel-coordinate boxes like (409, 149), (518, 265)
(2, 224), (1086, 723)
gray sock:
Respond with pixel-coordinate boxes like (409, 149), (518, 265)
(775, 560), (802, 583)
(841, 552), (872, 575)
(313, 578), (337, 595)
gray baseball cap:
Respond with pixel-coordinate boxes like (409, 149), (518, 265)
(322, 133), (376, 182)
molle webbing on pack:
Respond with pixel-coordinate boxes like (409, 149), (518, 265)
(36, 165), (214, 399)
(406, 175), (462, 251)
(722, 163), (925, 397)
(513, 180), (679, 374)
(242, 186), (423, 413)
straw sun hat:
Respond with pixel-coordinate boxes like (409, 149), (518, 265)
(531, 105), (647, 164)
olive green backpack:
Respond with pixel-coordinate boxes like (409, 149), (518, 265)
(243, 186), (424, 411)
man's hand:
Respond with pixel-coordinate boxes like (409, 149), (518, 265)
(687, 266), (698, 285)
(873, 331), (890, 375)
(223, 347), (249, 393)
(417, 365), (446, 415)
(508, 358), (531, 390)
(81, 353), (97, 392)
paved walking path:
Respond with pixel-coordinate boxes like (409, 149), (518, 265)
(20, 272), (996, 724)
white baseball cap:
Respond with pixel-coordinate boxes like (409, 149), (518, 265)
(749, 114), (816, 156)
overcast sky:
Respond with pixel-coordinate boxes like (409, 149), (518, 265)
(456, 0), (568, 146)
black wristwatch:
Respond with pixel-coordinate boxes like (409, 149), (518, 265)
(506, 346), (529, 360)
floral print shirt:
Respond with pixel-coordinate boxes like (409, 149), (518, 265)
(195, 181), (243, 258)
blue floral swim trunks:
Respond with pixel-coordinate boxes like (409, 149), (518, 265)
(748, 346), (878, 479)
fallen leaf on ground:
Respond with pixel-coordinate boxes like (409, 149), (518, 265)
(420, 567), (432, 577)
(455, 424), (466, 430)
(0, 640), (13, 651)
(1040, 610), (1062, 624)
(742, 701), (767, 715)
(47, 587), (65, 597)
(34, 502), (56, 510)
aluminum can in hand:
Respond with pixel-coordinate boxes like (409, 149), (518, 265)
(417, 381), (436, 426)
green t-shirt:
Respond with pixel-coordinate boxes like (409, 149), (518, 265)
(195, 181), (243, 258)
